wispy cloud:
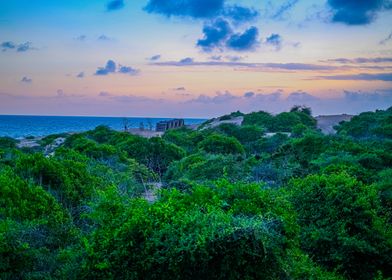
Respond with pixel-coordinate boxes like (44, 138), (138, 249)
(1, 41), (16, 50)
(223, 5), (259, 24)
(99, 91), (111, 97)
(75, 35), (87, 41)
(380, 32), (392, 45)
(145, 0), (225, 19)
(1, 90), (392, 117)
(16, 42), (35, 52)
(97, 34), (113, 41)
(118, 65), (140, 75)
(265, 33), (283, 50)
(153, 57), (392, 73)
(317, 72), (392, 81)
(152, 58), (339, 71)
(149, 54), (161, 61)
(146, 0), (257, 23)
(55, 89), (85, 98)
(322, 57), (392, 64)
(1, 41), (36, 52)
(106, 0), (125, 12)
(76, 72), (85, 78)
(20, 77), (32, 84)
(269, 0), (299, 20)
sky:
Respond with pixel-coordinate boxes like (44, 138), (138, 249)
(0, 0), (392, 118)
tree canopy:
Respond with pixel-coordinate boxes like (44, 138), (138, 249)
(1, 106), (391, 279)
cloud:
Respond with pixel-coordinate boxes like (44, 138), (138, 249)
(75, 35), (87, 41)
(99, 91), (111, 97)
(2, 89), (392, 118)
(56, 89), (65, 97)
(327, 0), (392, 25)
(153, 58), (338, 71)
(343, 90), (392, 103)
(209, 55), (243, 61)
(197, 19), (260, 52)
(76, 72), (85, 78)
(75, 35), (113, 42)
(107, 0), (125, 11)
(318, 72), (392, 81)
(176, 92), (192, 97)
(95, 60), (140, 76)
(286, 91), (319, 102)
(225, 55), (244, 62)
(2, 41), (36, 52)
(145, 0), (258, 24)
(187, 91), (283, 106)
(323, 57), (392, 63)
(210, 55), (222, 61)
(97, 35), (113, 41)
(16, 42), (34, 52)
(223, 5), (259, 24)
(145, 0), (260, 53)
(197, 18), (232, 51)
(1, 41), (16, 50)
(183, 89), (392, 116)
(187, 91), (237, 104)
(118, 65), (140, 75)
(20, 77), (32, 84)
(380, 31), (392, 45)
(243, 91), (255, 98)
(174, 87), (186, 91)
(111, 94), (153, 103)
(179, 57), (194, 64)
(265, 33), (283, 50)
(144, 0), (225, 19)
(149, 54), (161, 61)
(95, 60), (116, 76)
(54, 89), (85, 99)
(270, 0), (299, 20)
(226, 26), (259, 51)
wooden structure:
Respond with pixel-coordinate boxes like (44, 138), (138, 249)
(156, 119), (184, 132)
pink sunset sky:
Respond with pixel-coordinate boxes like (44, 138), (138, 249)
(1, 0), (392, 117)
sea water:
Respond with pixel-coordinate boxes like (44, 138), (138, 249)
(0, 115), (206, 138)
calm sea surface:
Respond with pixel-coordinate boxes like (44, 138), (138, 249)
(0, 115), (206, 138)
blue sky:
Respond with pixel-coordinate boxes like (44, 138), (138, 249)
(0, 0), (391, 117)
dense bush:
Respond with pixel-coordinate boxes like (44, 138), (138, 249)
(289, 173), (392, 279)
(80, 180), (340, 280)
(1, 107), (391, 279)
(336, 107), (392, 139)
(0, 168), (76, 279)
(198, 133), (245, 155)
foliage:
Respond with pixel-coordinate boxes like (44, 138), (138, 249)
(335, 107), (392, 139)
(242, 108), (316, 133)
(0, 137), (17, 149)
(0, 168), (76, 279)
(1, 107), (391, 279)
(198, 133), (245, 155)
(79, 180), (339, 279)
(288, 173), (392, 279)
(165, 153), (252, 182)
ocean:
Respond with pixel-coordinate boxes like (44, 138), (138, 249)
(0, 115), (206, 138)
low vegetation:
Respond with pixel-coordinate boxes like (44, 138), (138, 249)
(1, 107), (391, 279)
